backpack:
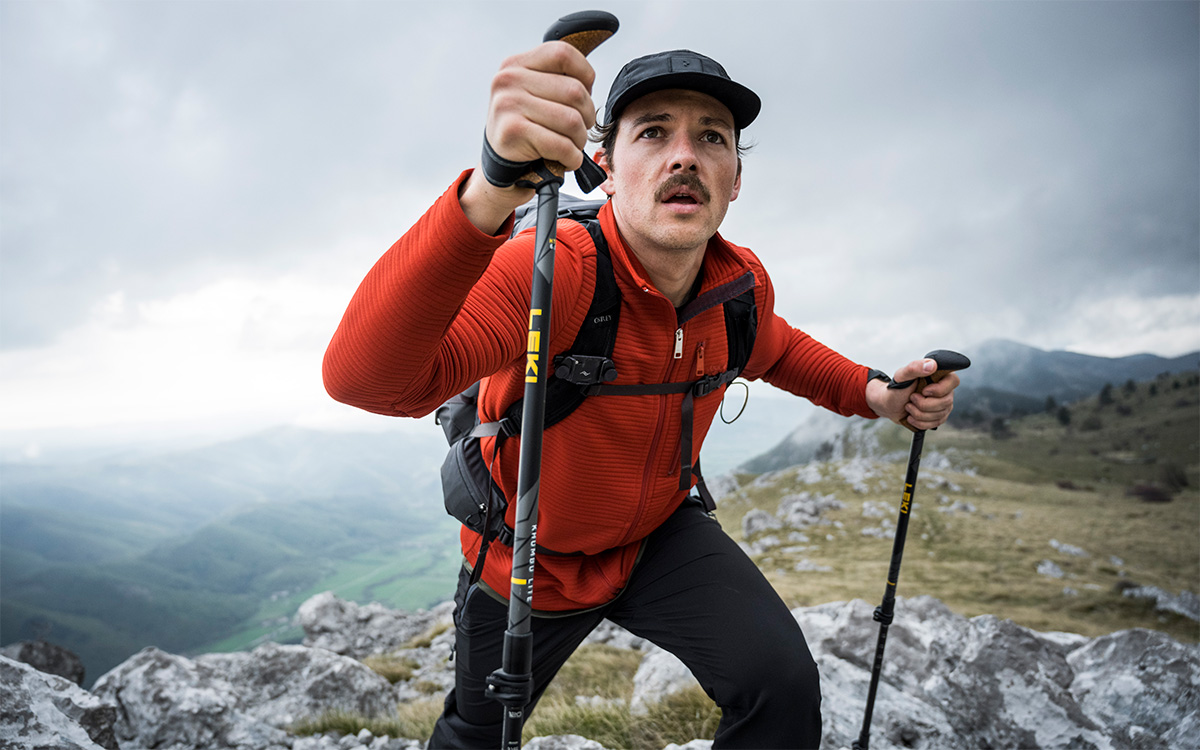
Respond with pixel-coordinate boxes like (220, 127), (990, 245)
(435, 196), (757, 580)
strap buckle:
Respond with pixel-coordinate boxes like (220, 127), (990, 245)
(692, 372), (729, 398)
(554, 355), (618, 385)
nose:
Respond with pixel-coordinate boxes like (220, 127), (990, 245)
(668, 135), (699, 173)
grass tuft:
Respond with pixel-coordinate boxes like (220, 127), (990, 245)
(361, 653), (420, 684)
(288, 698), (442, 742)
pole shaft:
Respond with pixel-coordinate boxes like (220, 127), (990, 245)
(854, 429), (925, 750)
(498, 181), (559, 749)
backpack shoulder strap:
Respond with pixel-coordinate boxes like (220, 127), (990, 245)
(489, 215), (620, 436)
(723, 283), (757, 375)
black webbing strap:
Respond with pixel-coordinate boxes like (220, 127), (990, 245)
(588, 367), (740, 491)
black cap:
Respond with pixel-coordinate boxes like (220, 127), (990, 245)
(602, 49), (761, 130)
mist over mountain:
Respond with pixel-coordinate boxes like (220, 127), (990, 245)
(1, 427), (457, 684)
(956, 338), (1199, 411)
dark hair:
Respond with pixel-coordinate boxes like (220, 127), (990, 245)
(589, 120), (751, 172)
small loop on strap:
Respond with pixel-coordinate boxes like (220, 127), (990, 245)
(720, 379), (750, 424)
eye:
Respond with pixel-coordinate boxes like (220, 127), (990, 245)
(701, 131), (726, 145)
(638, 126), (663, 139)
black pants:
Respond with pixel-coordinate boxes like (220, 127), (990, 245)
(427, 501), (822, 749)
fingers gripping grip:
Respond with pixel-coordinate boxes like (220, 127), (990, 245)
(514, 11), (619, 190)
(888, 349), (971, 432)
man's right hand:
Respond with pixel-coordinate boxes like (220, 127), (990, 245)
(460, 41), (598, 235)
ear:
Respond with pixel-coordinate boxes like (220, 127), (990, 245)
(729, 160), (742, 202)
(594, 149), (615, 196)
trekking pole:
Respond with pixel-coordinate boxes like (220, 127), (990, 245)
(484, 11), (618, 750)
(852, 349), (970, 750)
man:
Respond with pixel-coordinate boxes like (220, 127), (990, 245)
(323, 40), (959, 749)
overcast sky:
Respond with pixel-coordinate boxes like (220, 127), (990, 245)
(1, 0), (1197, 454)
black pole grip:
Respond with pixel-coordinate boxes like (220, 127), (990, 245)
(543, 10), (620, 52)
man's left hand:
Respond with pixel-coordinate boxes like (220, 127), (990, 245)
(865, 358), (960, 431)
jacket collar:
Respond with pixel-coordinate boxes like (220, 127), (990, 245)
(596, 200), (755, 299)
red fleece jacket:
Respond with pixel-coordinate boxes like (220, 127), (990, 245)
(323, 170), (877, 611)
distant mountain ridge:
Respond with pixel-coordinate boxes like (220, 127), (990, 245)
(964, 338), (1198, 403)
(742, 339), (1199, 473)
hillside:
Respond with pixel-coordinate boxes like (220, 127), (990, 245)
(743, 338), (1199, 472)
(724, 369), (1199, 643)
(0, 427), (461, 685)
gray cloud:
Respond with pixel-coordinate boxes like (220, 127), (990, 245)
(2, 0), (1196, 363)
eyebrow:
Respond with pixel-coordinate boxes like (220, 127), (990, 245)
(629, 112), (734, 132)
(630, 112), (673, 128)
(699, 115), (734, 132)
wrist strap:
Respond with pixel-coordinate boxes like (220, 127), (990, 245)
(481, 132), (537, 188)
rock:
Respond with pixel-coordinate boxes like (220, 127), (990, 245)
(861, 500), (888, 518)
(740, 508), (782, 537)
(1122, 586), (1200, 622)
(701, 473), (740, 503)
(1067, 628), (1200, 749)
(777, 491), (844, 527)
(936, 500), (977, 514)
(0, 640), (87, 686)
(1037, 559), (1066, 579)
(583, 619), (648, 651)
(1050, 539), (1089, 558)
(523, 735), (613, 750)
(795, 596), (1200, 750)
(197, 643), (399, 726)
(837, 456), (878, 493)
(297, 592), (450, 659)
(0, 655), (118, 749)
(91, 644), (400, 750)
(11, 591), (1195, 750)
(794, 559), (832, 573)
(629, 646), (699, 715)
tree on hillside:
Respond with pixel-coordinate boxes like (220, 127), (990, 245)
(1056, 406), (1071, 426)
(1099, 383), (1115, 406)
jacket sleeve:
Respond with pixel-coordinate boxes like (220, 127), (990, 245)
(740, 262), (877, 419)
(321, 170), (586, 419)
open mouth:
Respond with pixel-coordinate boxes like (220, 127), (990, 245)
(655, 175), (711, 206)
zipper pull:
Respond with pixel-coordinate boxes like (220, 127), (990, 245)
(695, 341), (706, 376)
(674, 328), (684, 359)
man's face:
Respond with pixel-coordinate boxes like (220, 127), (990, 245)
(598, 89), (742, 257)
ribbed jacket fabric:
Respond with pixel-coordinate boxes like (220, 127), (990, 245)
(323, 170), (877, 611)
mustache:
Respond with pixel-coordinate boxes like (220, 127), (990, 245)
(654, 174), (711, 204)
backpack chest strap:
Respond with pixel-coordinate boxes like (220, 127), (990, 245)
(588, 367), (741, 492)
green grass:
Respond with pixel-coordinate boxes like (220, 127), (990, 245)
(195, 537), (460, 655)
(288, 700), (443, 742)
(527, 645), (721, 748)
(290, 644), (720, 748)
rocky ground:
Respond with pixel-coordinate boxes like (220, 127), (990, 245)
(3, 585), (1197, 750)
(5, 451), (1198, 750)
